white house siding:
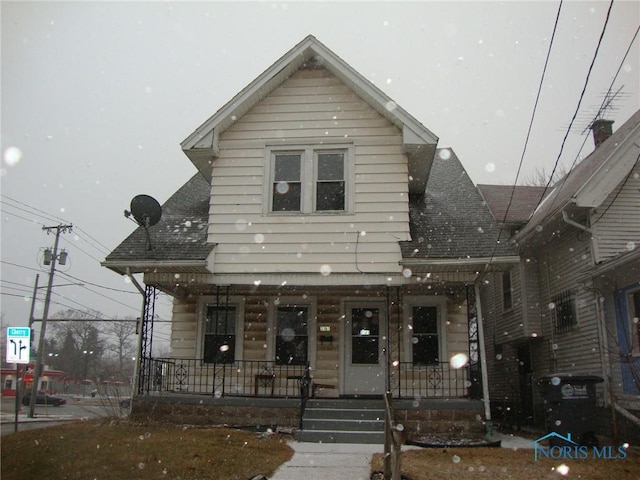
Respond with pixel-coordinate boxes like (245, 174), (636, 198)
(209, 67), (409, 277)
(591, 161), (640, 263)
(532, 232), (605, 377)
(170, 296), (198, 358)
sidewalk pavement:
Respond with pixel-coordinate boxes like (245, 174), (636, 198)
(268, 433), (533, 480)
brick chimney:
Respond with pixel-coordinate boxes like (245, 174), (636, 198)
(591, 119), (614, 148)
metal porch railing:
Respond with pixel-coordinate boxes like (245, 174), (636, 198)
(139, 357), (479, 400)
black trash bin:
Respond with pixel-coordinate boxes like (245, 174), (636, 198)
(536, 374), (603, 446)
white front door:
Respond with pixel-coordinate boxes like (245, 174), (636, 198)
(342, 303), (387, 395)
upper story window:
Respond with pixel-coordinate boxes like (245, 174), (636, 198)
(266, 145), (352, 215)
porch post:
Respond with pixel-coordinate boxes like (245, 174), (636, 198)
(475, 282), (493, 439)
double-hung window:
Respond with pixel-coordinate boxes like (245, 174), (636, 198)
(411, 306), (440, 365)
(267, 145), (351, 214)
(203, 305), (236, 364)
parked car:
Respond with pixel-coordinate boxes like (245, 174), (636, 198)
(22, 392), (67, 407)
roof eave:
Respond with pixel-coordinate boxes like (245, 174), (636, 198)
(101, 260), (211, 276)
(402, 256), (520, 273)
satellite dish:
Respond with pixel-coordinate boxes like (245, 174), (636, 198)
(124, 194), (162, 250)
(128, 194), (162, 227)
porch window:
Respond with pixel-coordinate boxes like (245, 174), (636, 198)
(411, 306), (439, 365)
(275, 306), (308, 365)
(266, 145), (351, 214)
(203, 305), (236, 364)
(502, 271), (513, 311)
(552, 290), (577, 333)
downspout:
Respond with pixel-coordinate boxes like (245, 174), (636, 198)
(126, 268), (147, 404)
(562, 211), (592, 233)
(475, 281), (493, 439)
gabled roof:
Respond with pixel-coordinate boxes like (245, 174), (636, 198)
(478, 184), (547, 225)
(181, 35), (439, 194)
(102, 173), (213, 275)
(516, 109), (640, 241)
(400, 149), (517, 268)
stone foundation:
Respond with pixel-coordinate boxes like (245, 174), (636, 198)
(130, 394), (300, 428)
(394, 399), (486, 436)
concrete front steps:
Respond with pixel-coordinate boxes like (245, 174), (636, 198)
(295, 398), (385, 444)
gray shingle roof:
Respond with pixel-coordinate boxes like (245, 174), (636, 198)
(477, 184), (547, 224)
(516, 109), (640, 241)
(103, 173), (213, 273)
(106, 152), (515, 274)
(400, 150), (516, 259)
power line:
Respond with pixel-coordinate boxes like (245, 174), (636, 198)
(56, 271), (139, 295)
(531, 0), (615, 216)
(1, 196), (111, 257)
(1, 194), (70, 225)
(484, 0), (564, 266)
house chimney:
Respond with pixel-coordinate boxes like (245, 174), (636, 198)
(591, 119), (614, 148)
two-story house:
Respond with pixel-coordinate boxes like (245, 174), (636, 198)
(479, 110), (640, 439)
(103, 35), (518, 440)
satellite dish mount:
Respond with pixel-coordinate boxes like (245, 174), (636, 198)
(124, 194), (162, 251)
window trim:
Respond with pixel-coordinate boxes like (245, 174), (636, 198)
(263, 144), (354, 216)
(197, 295), (245, 363)
(267, 296), (317, 366)
(402, 297), (447, 364)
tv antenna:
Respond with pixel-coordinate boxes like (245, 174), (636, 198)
(124, 194), (162, 250)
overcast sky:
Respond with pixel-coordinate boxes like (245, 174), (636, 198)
(2, 1), (639, 351)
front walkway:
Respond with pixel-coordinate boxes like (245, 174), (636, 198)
(269, 433), (533, 480)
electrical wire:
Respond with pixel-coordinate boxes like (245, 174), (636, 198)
(530, 0), (615, 217)
(484, 0), (564, 264)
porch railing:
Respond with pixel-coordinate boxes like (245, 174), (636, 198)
(139, 358), (307, 398)
(392, 362), (478, 399)
(138, 357), (479, 399)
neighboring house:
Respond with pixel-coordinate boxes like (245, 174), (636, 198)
(103, 35), (517, 437)
(479, 111), (640, 438)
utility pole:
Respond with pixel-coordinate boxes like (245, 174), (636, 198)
(28, 224), (72, 418)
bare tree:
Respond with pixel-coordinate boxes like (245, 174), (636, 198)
(522, 164), (570, 187)
(104, 318), (136, 376)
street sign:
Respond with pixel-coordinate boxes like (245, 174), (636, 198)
(6, 327), (31, 364)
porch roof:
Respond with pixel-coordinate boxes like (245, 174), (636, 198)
(400, 149), (517, 264)
(102, 172), (214, 276)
